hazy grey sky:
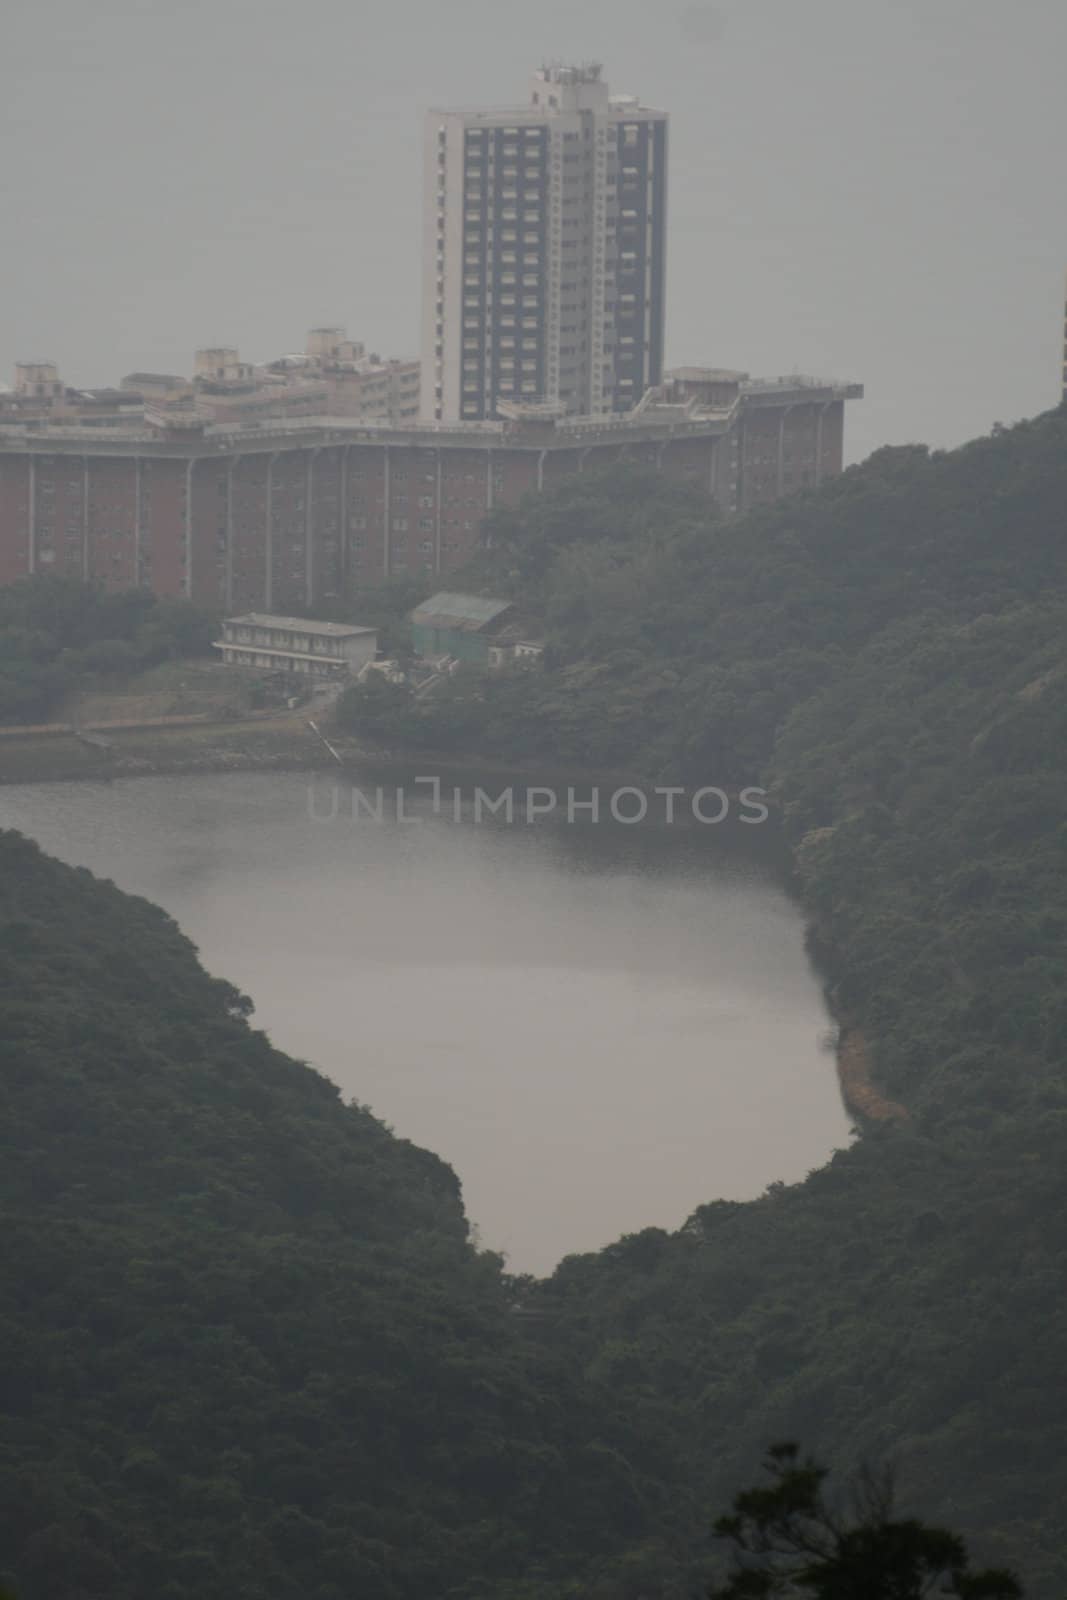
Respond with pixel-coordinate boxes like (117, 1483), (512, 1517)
(4, 0), (1065, 462)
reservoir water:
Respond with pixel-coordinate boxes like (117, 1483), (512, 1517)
(0, 769), (850, 1273)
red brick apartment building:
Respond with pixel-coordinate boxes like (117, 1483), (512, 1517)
(0, 369), (860, 613)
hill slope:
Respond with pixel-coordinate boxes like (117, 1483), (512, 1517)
(336, 408), (1067, 1593)
(0, 832), (687, 1599)
(3, 409), (1067, 1596)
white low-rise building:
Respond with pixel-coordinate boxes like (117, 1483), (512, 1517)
(487, 630), (545, 671)
(214, 614), (378, 678)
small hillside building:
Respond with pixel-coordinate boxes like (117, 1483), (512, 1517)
(214, 614), (378, 678)
(487, 626), (546, 671)
(411, 592), (513, 665)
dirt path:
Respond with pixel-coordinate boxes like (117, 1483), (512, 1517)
(837, 1029), (909, 1123)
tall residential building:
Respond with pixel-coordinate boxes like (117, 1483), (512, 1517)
(422, 63), (667, 423)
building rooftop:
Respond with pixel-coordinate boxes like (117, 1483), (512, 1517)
(741, 374), (863, 394)
(121, 372), (186, 387)
(411, 592), (512, 632)
(71, 388), (143, 404)
(226, 613), (376, 638)
(666, 367), (749, 384)
(432, 101), (664, 120)
(493, 620), (543, 644)
(537, 62), (604, 85)
(0, 371), (862, 454)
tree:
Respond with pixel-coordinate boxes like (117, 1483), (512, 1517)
(708, 1443), (1023, 1599)
(335, 672), (415, 741)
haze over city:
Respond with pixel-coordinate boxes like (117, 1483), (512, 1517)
(5, 1), (1067, 1594)
(5, 0), (1066, 464)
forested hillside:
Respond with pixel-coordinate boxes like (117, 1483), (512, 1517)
(338, 406), (1067, 1592)
(3, 409), (1067, 1596)
(0, 830), (709, 1598)
(338, 411), (1067, 786)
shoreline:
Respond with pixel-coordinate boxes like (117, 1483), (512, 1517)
(0, 716), (904, 1129)
(0, 721), (338, 787)
(0, 718), (728, 796)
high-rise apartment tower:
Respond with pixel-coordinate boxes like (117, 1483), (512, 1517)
(421, 63), (667, 423)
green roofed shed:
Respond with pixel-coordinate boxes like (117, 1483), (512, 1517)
(411, 592), (513, 663)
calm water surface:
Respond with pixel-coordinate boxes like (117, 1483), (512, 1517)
(1, 770), (850, 1273)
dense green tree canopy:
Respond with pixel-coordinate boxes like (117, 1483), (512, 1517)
(4, 409), (1067, 1595)
(333, 408), (1067, 1595)
(0, 575), (214, 723)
